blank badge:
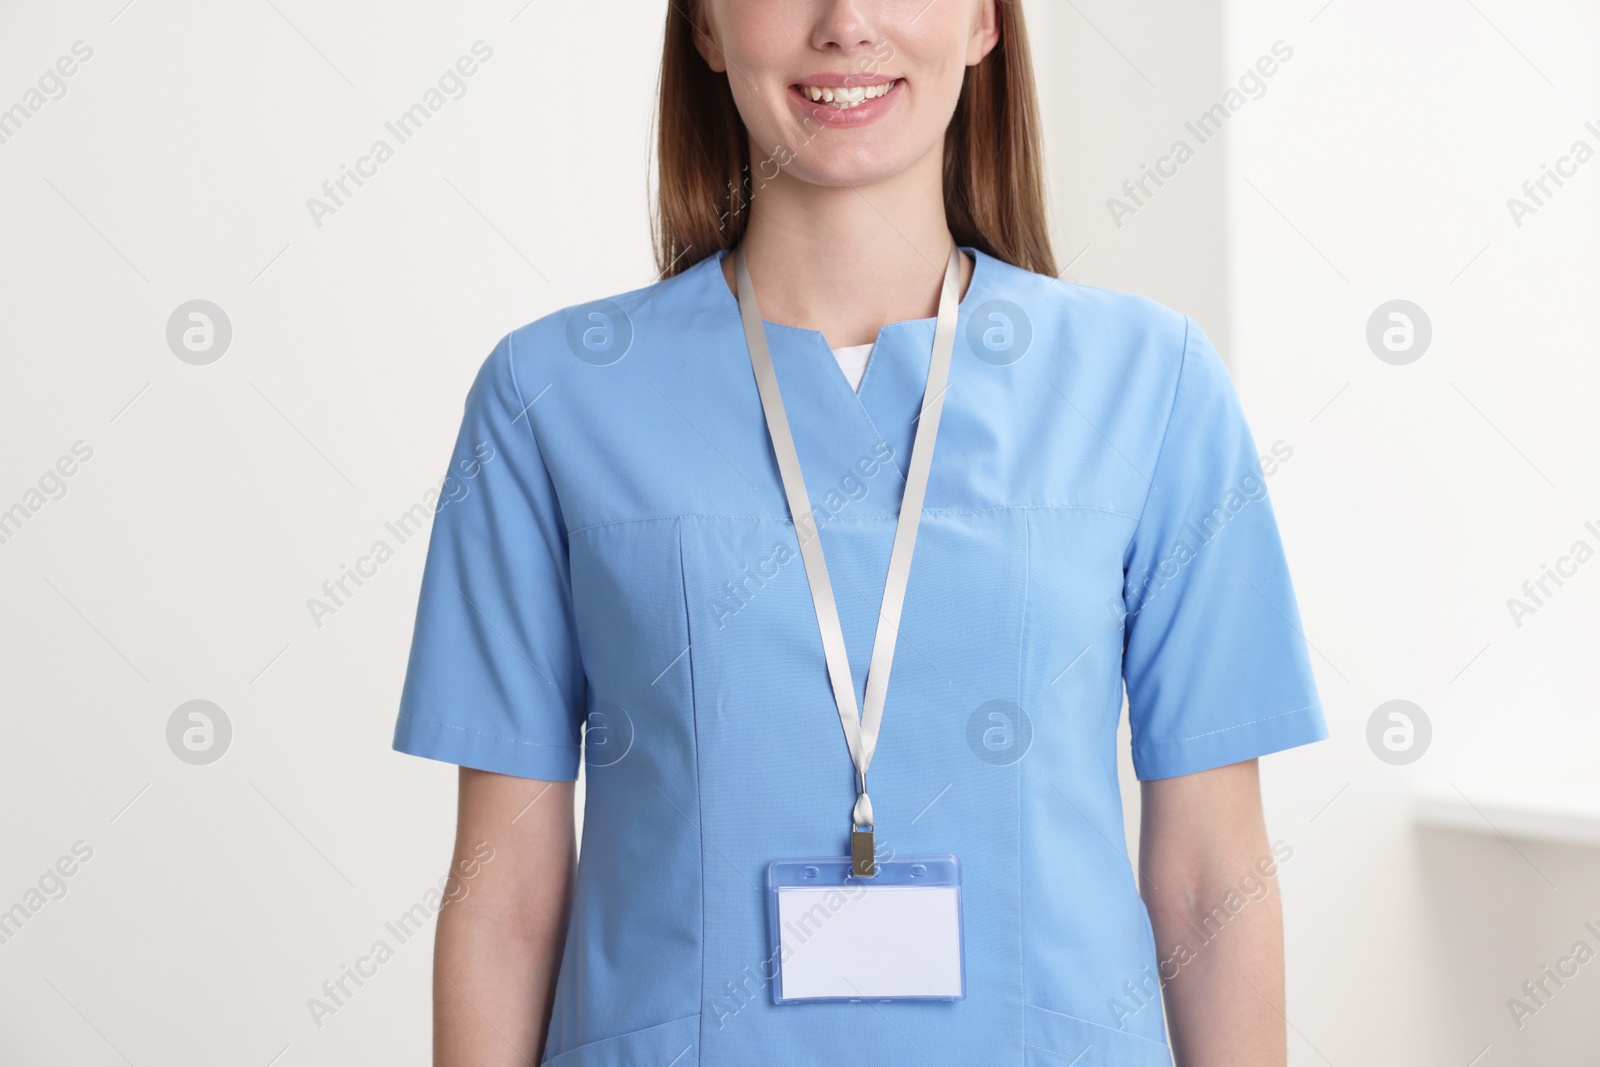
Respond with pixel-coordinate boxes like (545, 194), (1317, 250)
(767, 856), (965, 1003)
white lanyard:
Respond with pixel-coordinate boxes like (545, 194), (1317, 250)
(734, 244), (963, 873)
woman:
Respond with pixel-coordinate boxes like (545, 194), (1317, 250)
(394, 2), (1327, 1064)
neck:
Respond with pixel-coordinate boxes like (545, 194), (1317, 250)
(721, 143), (970, 348)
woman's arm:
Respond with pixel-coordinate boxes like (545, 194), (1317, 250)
(1138, 758), (1286, 1067)
(435, 767), (575, 1067)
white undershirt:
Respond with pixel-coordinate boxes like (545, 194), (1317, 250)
(830, 342), (875, 392)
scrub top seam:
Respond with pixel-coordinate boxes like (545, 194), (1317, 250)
(678, 517), (709, 1060)
(503, 327), (572, 538)
(835, 310), (967, 485)
(1022, 1040), (1095, 1062)
(1026, 1003), (1174, 1048)
(843, 394), (908, 484)
(1017, 507), (1032, 1056)
(804, 330), (908, 482)
(564, 503), (1140, 538)
(392, 714), (577, 753)
(1123, 315), (1195, 563)
(851, 336), (882, 398)
(926, 503), (1138, 522)
(1137, 703), (1322, 748)
(504, 328), (540, 452)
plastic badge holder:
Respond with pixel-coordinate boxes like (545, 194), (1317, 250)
(767, 855), (966, 1004)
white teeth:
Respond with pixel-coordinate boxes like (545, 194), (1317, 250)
(800, 80), (895, 109)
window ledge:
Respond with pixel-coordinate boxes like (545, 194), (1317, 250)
(1413, 778), (1600, 847)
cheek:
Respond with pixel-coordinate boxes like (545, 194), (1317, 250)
(718, 1), (807, 83)
(906, 35), (970, 108)
(874, 17), (965, 109)
(719, 29), (804, 141)
(725, 80), (795, 159)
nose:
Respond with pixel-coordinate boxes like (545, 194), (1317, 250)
(811, 0), (881, 55)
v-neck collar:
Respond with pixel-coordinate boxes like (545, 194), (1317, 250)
(705, 244), (990, 390)
(703, 243), (991, 403)
(829, 342), (875, 396)
(699, 244), (992, 500)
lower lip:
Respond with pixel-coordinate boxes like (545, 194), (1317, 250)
(788, 80), (902, 129)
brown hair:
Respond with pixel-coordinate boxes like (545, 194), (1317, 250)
(651, 2), (1057, 279)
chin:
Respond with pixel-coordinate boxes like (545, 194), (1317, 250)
(787, 149), (913, 190)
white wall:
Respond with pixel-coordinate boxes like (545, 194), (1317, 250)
(2, 1), (1596, 1065)
(0, 2), (662, 1063)
(1050, 1), (1600, 1063)
(1222, 0), (1600, 1063)
(1040, 0), (1233, 356)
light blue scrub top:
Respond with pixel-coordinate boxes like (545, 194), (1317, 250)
(394, 247), (1327, 1067)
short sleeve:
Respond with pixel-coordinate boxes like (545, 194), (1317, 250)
(1122, 319), (1327, 780)
(392, 333), (586, 780)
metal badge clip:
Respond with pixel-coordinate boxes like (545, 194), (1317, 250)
(851, 826), (877, 877)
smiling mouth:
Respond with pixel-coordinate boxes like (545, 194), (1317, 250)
(793, 79), (901, 110)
